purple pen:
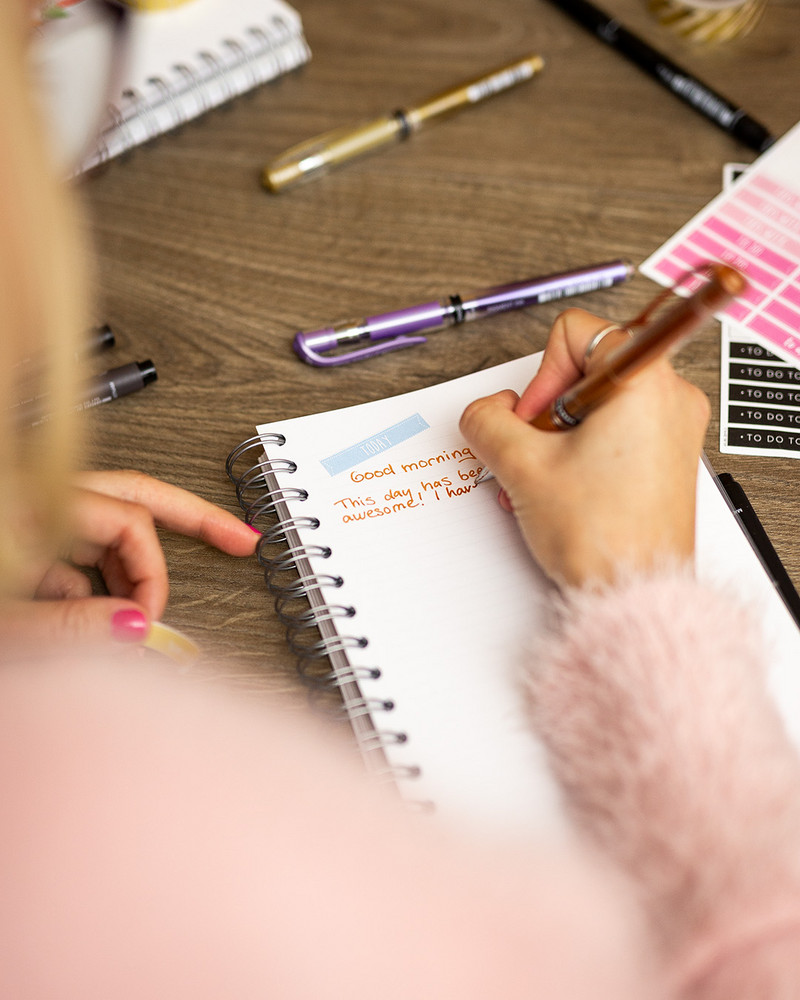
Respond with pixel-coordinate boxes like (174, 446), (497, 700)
(293, 259), (634, 366)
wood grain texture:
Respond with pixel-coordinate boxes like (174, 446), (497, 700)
(81, 0), (799, 692)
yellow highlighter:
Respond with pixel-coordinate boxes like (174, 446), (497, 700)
(263, 53), (544, 192)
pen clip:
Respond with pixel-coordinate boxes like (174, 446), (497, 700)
(626, 263), (715, 331)
(294, 329), (427, 367)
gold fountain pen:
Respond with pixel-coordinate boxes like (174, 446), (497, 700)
(262, 53), (544, 192)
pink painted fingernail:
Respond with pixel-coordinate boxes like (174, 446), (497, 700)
(247, 524), (262, 535)
(111, 609), (149, 643)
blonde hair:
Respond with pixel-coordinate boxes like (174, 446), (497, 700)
(0, 3), (89, 595)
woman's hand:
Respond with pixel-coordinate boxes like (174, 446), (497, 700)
(3, 470), (259, 650)
(459, 308), (710, 588)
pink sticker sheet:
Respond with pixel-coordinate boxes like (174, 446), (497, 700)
(641, 122), (800, 367)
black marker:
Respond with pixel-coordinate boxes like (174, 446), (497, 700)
(83, 323), (116, 356)
(543, 0), (775, 153)
(23, 360), (157, 426)
(12, 325), (115, 377)
(718, 472), (800, 626)
(80, 359), (157, 411)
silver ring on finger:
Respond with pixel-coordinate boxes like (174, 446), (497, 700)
(584, 324), (633, 361)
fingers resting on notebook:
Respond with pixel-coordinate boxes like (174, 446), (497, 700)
(459, 308), (710, 588)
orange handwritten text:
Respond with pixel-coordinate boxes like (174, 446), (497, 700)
(350, 464), (395, 482)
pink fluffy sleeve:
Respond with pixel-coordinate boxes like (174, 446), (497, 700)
(528, 570), (800, 998)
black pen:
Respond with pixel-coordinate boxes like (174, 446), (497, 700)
(82, 323), (116, 356)
(22, 360), (157, 426)
(79, 359), (158, 412)
(718, 472), (800, 627)
(543, 0), (775, 154)
(12, 324), (115, 377)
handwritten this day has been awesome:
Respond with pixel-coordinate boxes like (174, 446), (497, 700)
(319, 413), (483, 524)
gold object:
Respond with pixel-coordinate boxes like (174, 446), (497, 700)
(119, 0), (198, 9)
(144, 622), (200, 665)
(647, 0), (767, 42)
(263, 54), (545, 192)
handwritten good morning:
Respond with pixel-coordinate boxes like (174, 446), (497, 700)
(333, 445), (486, 524)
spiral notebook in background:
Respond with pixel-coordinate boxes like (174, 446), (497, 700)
(228, 353), (800, 839)
(78, 0), (310, 173)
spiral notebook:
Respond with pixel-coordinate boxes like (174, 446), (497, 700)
(227, 353), (800, 838)
(77, 0), (310, 173)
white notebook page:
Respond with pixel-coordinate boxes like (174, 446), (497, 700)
(253, 354), (800, 837)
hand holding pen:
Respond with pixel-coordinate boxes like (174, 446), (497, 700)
(530, 263), (746, 431)
(460, 264), (747, 587)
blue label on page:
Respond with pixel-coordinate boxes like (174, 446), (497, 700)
(321, 413), (430, 476)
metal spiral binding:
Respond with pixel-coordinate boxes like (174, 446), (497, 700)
(269, 572), (344, 599)
(223, 38), (259, 91)
(257, 540), (332, 574)
(292, 632), (368, 669)
(174, 63), (204, 113)
(263, 515), (320, 543)
(276, 598), (355, 630)
(150, 75), (182, 132)
(226, 434), (285, 485)
(226, 435), (419, 781)
(199, 50), (232, 105)
(236, 457), (298, 498)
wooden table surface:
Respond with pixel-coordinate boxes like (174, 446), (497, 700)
(81, 0), (800, 694)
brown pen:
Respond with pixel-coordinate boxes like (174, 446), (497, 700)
(532, 262), (747, 431)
